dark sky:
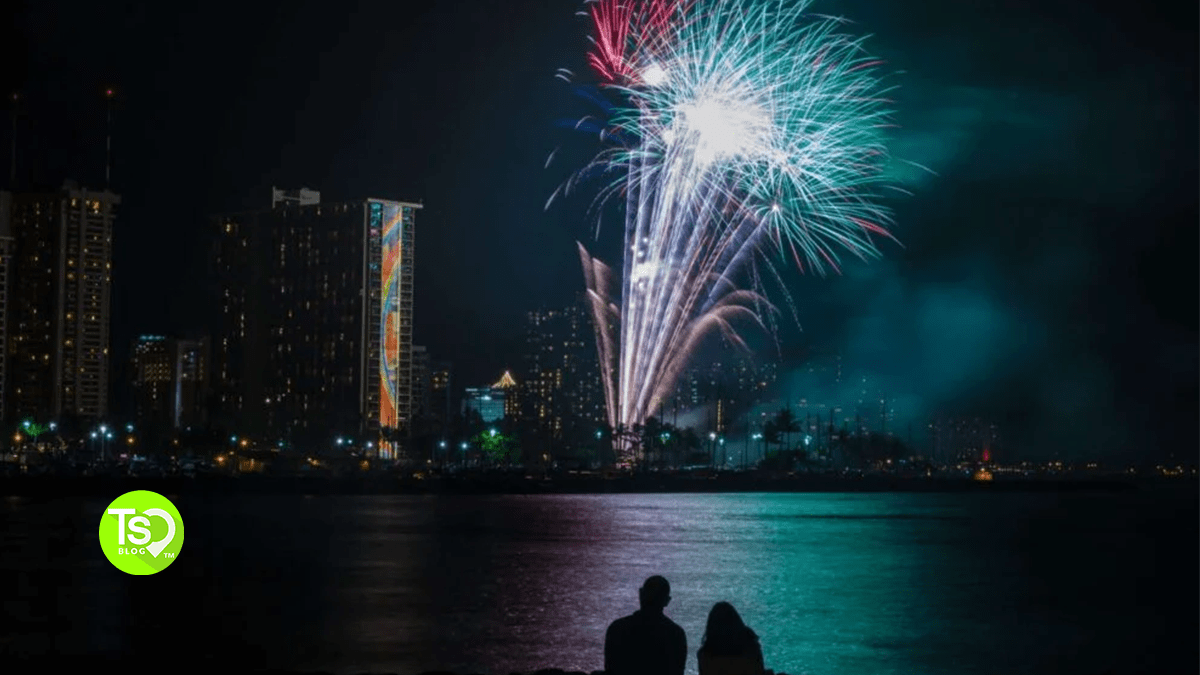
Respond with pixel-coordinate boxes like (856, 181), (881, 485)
(3, 0), (1196, 460)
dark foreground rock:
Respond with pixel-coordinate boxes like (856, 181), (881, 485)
(8, 662), (784, 675)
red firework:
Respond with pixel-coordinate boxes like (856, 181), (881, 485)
(587, 0), (691, 84)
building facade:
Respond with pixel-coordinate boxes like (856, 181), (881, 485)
(427, 359), (453, 435)
(670, 356), (779, 433)
(0, 197), (13, 420)
(1, 181), (119, 423)
(214, 189), (418, 457)
(523, 299), (605, 436)
(130, 335), (209, 434)
(462, 384), (506, 424)
(410, 345), (432, 425)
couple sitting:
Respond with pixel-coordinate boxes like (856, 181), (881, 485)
(605, 576), (765, 675)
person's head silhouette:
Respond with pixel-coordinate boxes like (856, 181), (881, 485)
(638, 575), (671, 613)
(702, 601), (759, 653)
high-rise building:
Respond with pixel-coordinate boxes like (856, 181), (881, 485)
(495, 370), (519, 419)
(523, 299), (605, 438)
(1, 181), (119, 423)
(131, 336), (172, 431)
(462, 384), (506, 424)
(214, 189), (419, 458)
(131, 335), (210, 434)
(0, 196), (13, 421)
(428, 359), (453, 434)
(411, 345), (431, 422)
(174, 337), (209, 431)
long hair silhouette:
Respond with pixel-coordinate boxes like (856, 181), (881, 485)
(701, 602), (760, 655)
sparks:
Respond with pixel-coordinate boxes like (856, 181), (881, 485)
(566, 0), (902, 466)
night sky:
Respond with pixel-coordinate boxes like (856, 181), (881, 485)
(3, 0), (1196, 460)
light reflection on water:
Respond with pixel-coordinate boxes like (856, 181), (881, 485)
(1, 491), (1195, 675)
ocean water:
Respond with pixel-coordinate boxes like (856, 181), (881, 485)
(2, 490), (1195, 675)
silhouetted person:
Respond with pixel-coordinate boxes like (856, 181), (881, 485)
(697, 602), (765, 675)
(605, 575), (687, 675)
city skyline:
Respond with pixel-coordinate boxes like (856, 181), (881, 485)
(0, 0), (1194, 461)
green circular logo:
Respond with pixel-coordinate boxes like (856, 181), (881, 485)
(98, 490), (184, 575)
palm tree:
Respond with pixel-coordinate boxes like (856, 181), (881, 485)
(763, 420), (781, 460)
(641, 416), (665, 468)
(772, 408), (800, 454)
(681, 427), (704, 466)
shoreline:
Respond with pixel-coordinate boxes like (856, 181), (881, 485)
(0, 473), (1165, 497)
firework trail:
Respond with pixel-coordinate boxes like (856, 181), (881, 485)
(561, 0), (899, 464)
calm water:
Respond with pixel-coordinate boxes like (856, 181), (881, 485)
(2, 490), (1196, 675)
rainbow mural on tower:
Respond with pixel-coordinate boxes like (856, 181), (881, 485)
(378, 201), (404, 431)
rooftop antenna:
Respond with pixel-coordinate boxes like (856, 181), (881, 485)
(104, 87), (114, 189)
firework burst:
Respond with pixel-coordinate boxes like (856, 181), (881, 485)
(558, 0), (900, 464)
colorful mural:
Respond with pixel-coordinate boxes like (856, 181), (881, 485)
(378, 202), (404, 431)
